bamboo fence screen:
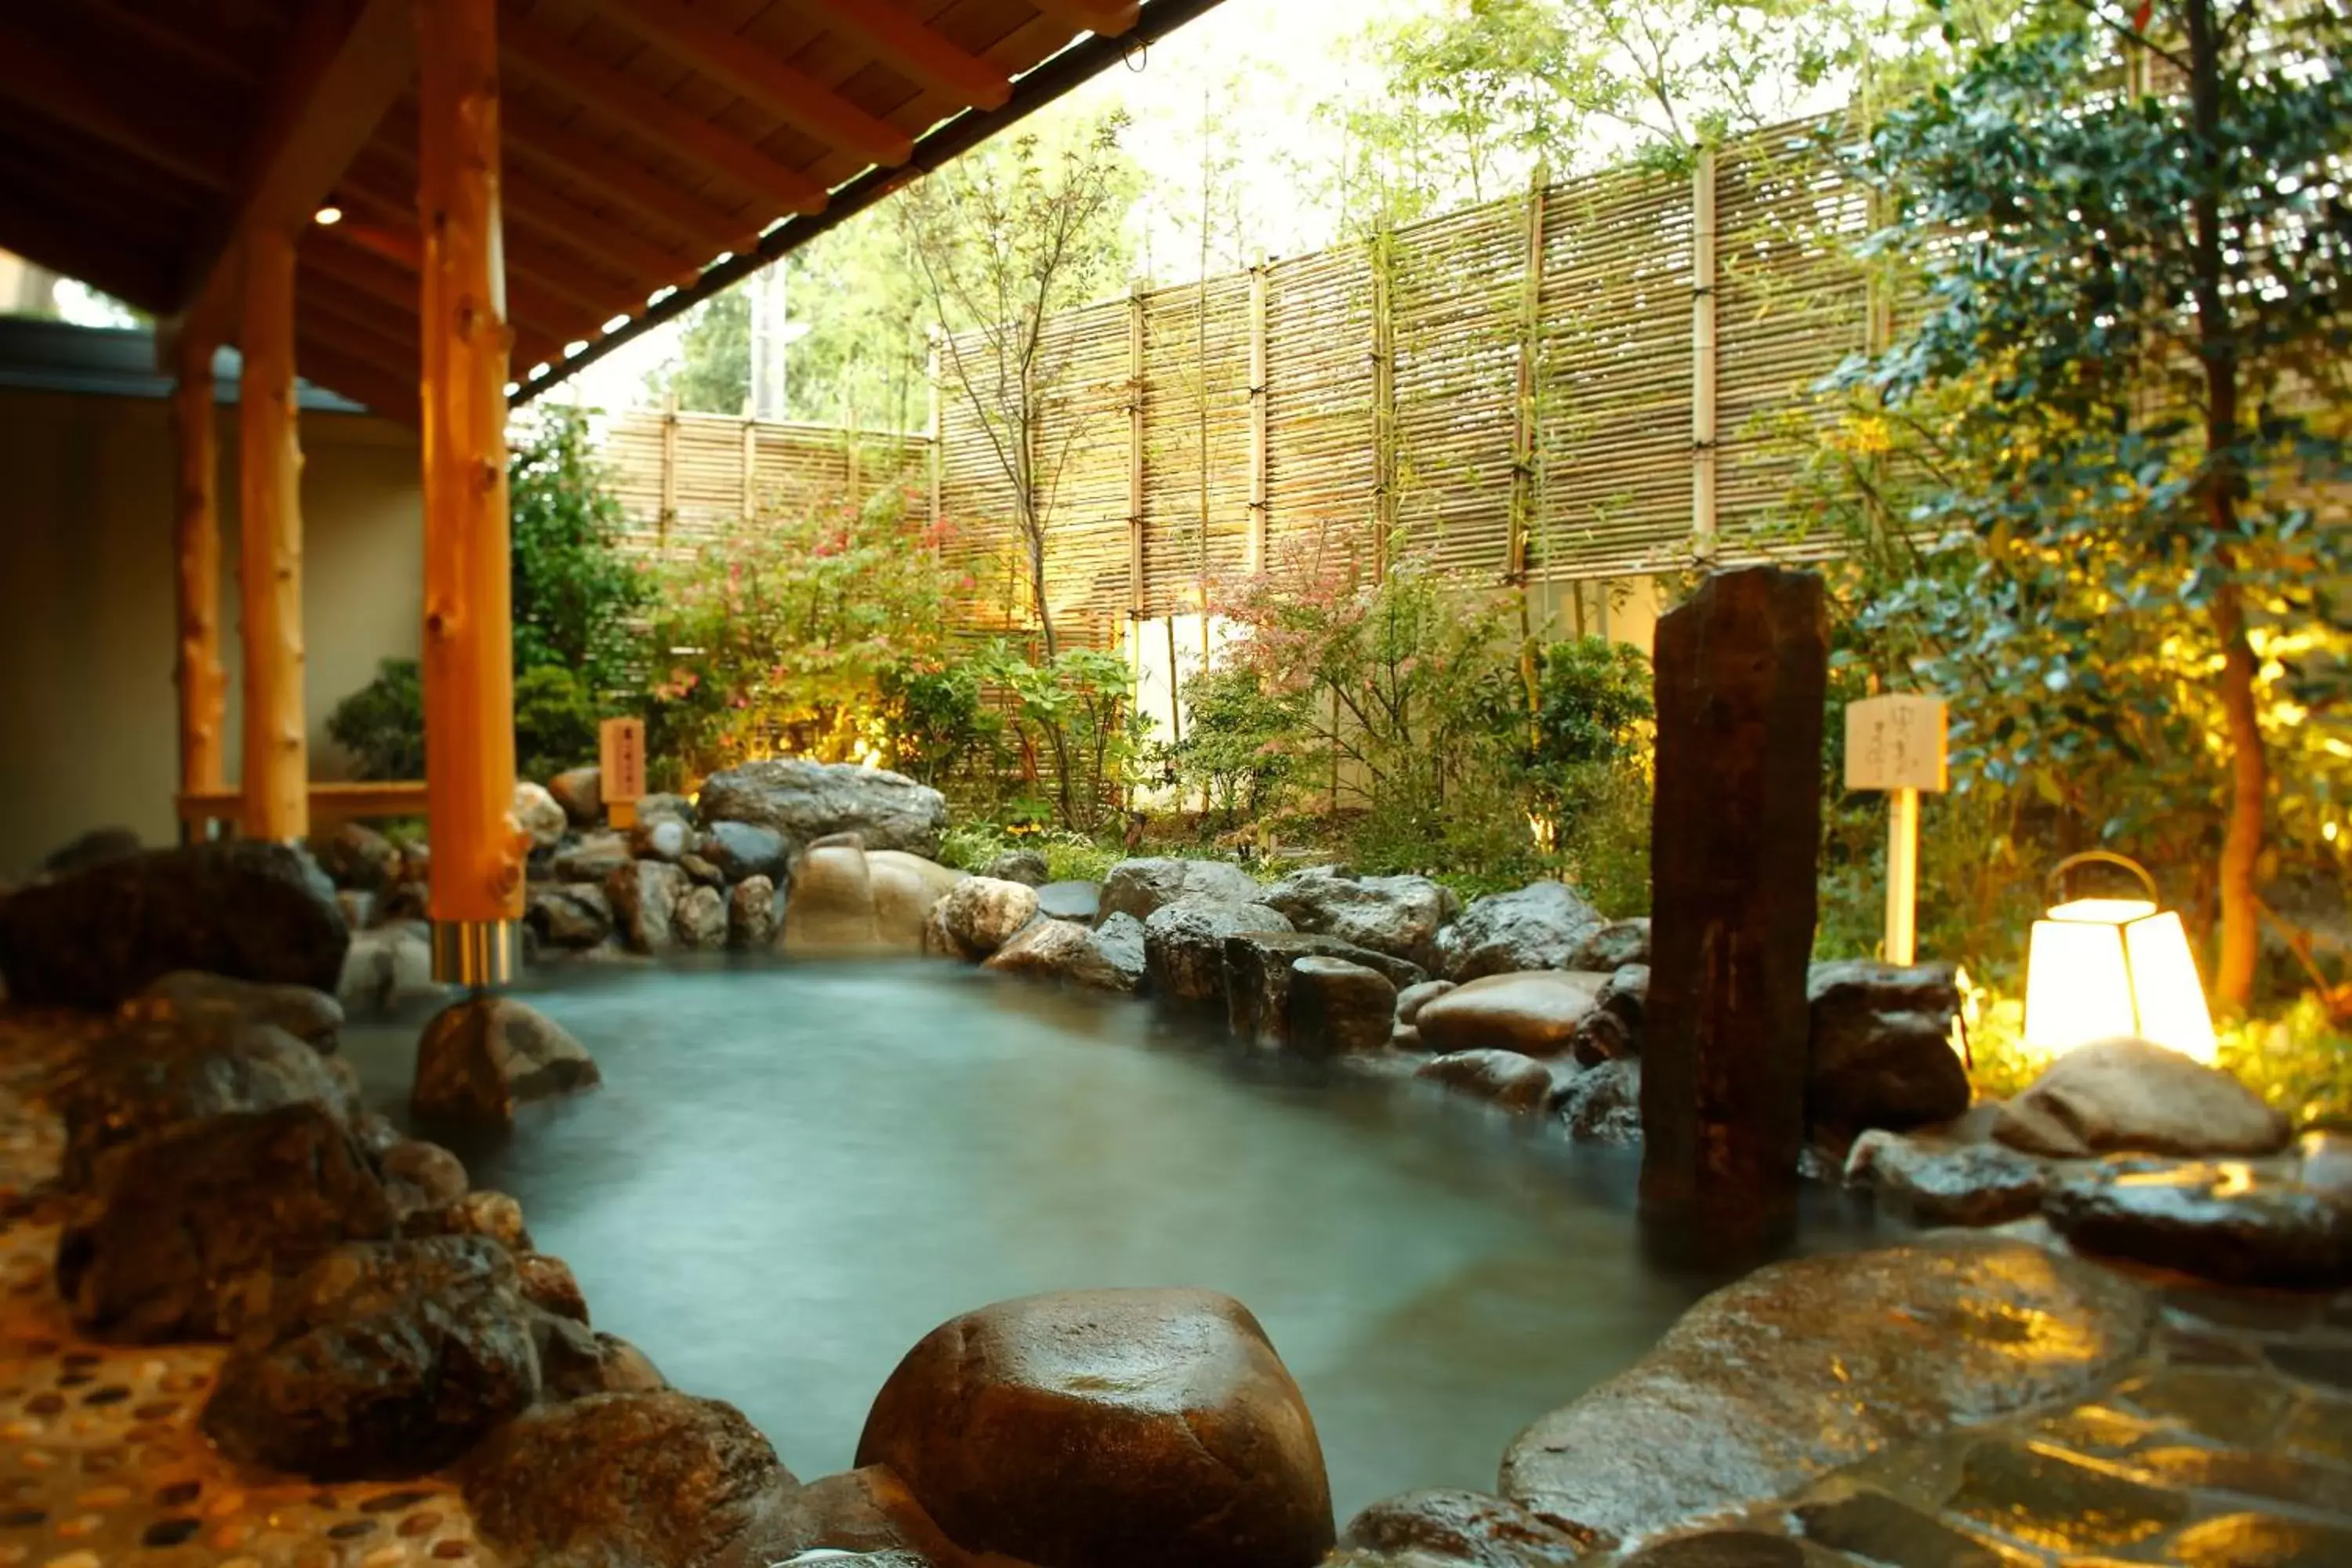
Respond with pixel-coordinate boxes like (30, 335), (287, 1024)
(602, 118), (1882, 652)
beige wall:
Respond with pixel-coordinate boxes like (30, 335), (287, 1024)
(0, 387), (423, 874)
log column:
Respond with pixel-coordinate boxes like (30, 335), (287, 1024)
(237, 229), (310, 842)
(172, 334), (228, 826)
(418, 0), (524, 986)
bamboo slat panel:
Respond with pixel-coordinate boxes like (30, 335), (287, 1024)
(1140, 274), (1255, 618)
(604, 408), (924, 563)
(1264, 246), (1377, 576)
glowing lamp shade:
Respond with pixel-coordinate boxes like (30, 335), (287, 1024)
(2022, 852), (2216, 1064)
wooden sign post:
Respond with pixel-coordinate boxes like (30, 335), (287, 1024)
(1844, 694), (1948, 965)
(601, 717), (647, 830)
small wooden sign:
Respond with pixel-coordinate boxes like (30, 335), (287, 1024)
(1845, 694), (1949, 793)
(599, 717), (646, 828)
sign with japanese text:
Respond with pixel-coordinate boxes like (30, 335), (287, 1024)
(1844, 694), (1948, 793)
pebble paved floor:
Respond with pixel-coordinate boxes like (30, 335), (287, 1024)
(0, 1022), (495, 1568)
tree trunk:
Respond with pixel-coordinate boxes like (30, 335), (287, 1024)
(2185, 0), (2262, 1007)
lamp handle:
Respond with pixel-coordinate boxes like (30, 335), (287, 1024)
(2045, 850), (2159, 906)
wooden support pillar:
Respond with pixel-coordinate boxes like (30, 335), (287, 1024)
(172, 335), (227, 813)
(1640, 567), (1828, 1259)
(237, 229), (309, 843)
(417, 0), (523, 982)
(1690, 147), (1720, 561)
(1246, 261), (1268, 573)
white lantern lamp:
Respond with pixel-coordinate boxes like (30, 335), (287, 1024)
(2022, 851), (2217, 1064)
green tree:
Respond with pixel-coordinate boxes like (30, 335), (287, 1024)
(1842, 0), (2352, 1005)
(508, 405), (653, 698)
(649, 289), (751, 414)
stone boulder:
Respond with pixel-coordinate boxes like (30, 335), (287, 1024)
(1395, 979), (1455, 1026)
(549, 765), (604, 826)
(704, 821), (790, 884)
(535, 1311), (668, 1402)
(856, 1287), (1334, 1568)
(2044, 1161), (2352, 1289)
(1263, 866), (1460, 971)
(413, 996), (601, 1125)
(1564, 918), (1651, 974)
(1143, 902), (1294, 1004)
(869, 851), (965, 949)
(57, 1102), (397, 1341)
(1992, 1036), (2292, 1158)
(60, 1015), (351, 1192)
(1099, 858), (1266, 924)
(0, 840), (348, 1009)
(982, 848), (1052, 887)
(1415, 1051), (1555, 1114)
(925, 877), (1041, 960)
(201, 1236), (540, 1480)
(1555, 1058), (1642, 1144)
(1036, 880), (1102, 924)
(464, 1391), (798, 1568)
(314, 822), (404, 893)
(39, 826), (143, 878)
(729, 876), (781, 949)
(1571, 964), (1650, 1064)
(1287, 956), (1397, 1056)
(1341, 1490), (1585, 1568)
(337, 923), (444, 1012)
(985, 916), (1147, 994)
(699, 758), (949, 858)
(758, 1464), (980, 1566)
(788, 842), (885, 953)
(638, 791), (698, 829)
(675, 884), (728, 949)
(1500, 1237), (2152, 1549)
(1224, 932), (1426, 1049)
(381, 1138), (469, 1218)
(1435, 881), (1602, 982)
(609, 860), (689, 953)
(127, 969), (343, 1051)
(406, 1189), (533, 1253)
(633, 817), (695, 863)
(1417, 971), (1606, 1058)
(528, 883), (615, 950)
(1842, 1130), (2048, 1229)
(1806, 960), (1970, 1141)
(553, 832), (636, 884)
(514, 782), (568, 851)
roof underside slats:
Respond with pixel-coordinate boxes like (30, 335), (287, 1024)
(0, 0), (1187, 419)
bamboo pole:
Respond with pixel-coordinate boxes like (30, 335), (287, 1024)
(417, 0), (524, 971)
(1690, 147), (1719, 560)
(237, 229), (309, 842)
(1127, 290), (1145, 619)
(1247, 260), (1267, 572)
(1512, 169), (1548, 740)
(927, 332), (943, 535)
(659, 387), (680, 547)
(1370, 230), (1397, 581)
(172, 334), (227, 813)
(741, 415), (757, 519)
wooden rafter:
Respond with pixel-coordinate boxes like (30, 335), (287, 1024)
(0, 15), (236, 193)
(586, 0), (915, 168)
(503, 12), (829, 220)
(296, 332), (419, 419)
(1028, 0), (1141, 38)
(329, 176), (636, 330)
(171, 0), (416, 354)
(304, 226), (570, 365)
(792, 0), (1011, 109)
(499, 102), (759, 252)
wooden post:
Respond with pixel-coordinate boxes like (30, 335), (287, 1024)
(1126, 290), (1145, 622)
(1370, 231), (1397, 580)
(1690, 147), (1719, 561)
(418, 0), (524, 985)
(740, 415), (757, 519)
(1247, 260), (1268, 573)
(659, 387), (681, 546)
(171, 334), (227, 819)
(237, 227), (309, 844)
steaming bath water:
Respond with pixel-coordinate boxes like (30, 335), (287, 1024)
(345, 958), (1888, 1518)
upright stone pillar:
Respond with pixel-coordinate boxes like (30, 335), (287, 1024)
(1640, 567), (1828, 1255)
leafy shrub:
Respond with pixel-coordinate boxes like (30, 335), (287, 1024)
(509, 405), (653, 697)
(514, 665), (603, 782)
(880, 662), (999, 787)
(326, 659), (424, 781)
(938, 822), (1128, 884)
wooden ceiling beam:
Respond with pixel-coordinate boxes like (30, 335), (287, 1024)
(303, 227), (573, 371)
(0, 190), (178, 312)
(0, 15), (237, 194)
(170, 0), (416, 358)
(1027, 0), (1142, 38)
(503, 13), (831, 220)
(791, 0), (1011, 110)
(495, 103), (760, 255)
(584, 0), (913, 167)
(294, 334), (419, 424)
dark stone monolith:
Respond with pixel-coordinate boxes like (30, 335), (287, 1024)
(1639, 567), (1827, 1258)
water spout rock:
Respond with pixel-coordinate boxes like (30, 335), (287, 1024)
(412, 996), (601, 1125)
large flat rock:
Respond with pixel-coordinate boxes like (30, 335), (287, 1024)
(698, 758), (949, 857)
(1499, 1237), (2153, 1549)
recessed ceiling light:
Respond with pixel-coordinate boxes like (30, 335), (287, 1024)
(314, 205), (343, 226)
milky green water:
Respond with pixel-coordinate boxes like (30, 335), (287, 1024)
(344, 958), (1889, 1519)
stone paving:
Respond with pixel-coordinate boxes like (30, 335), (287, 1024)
(1602, 1255), (2352, 1567)
(0, 1022), (497, 1568)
